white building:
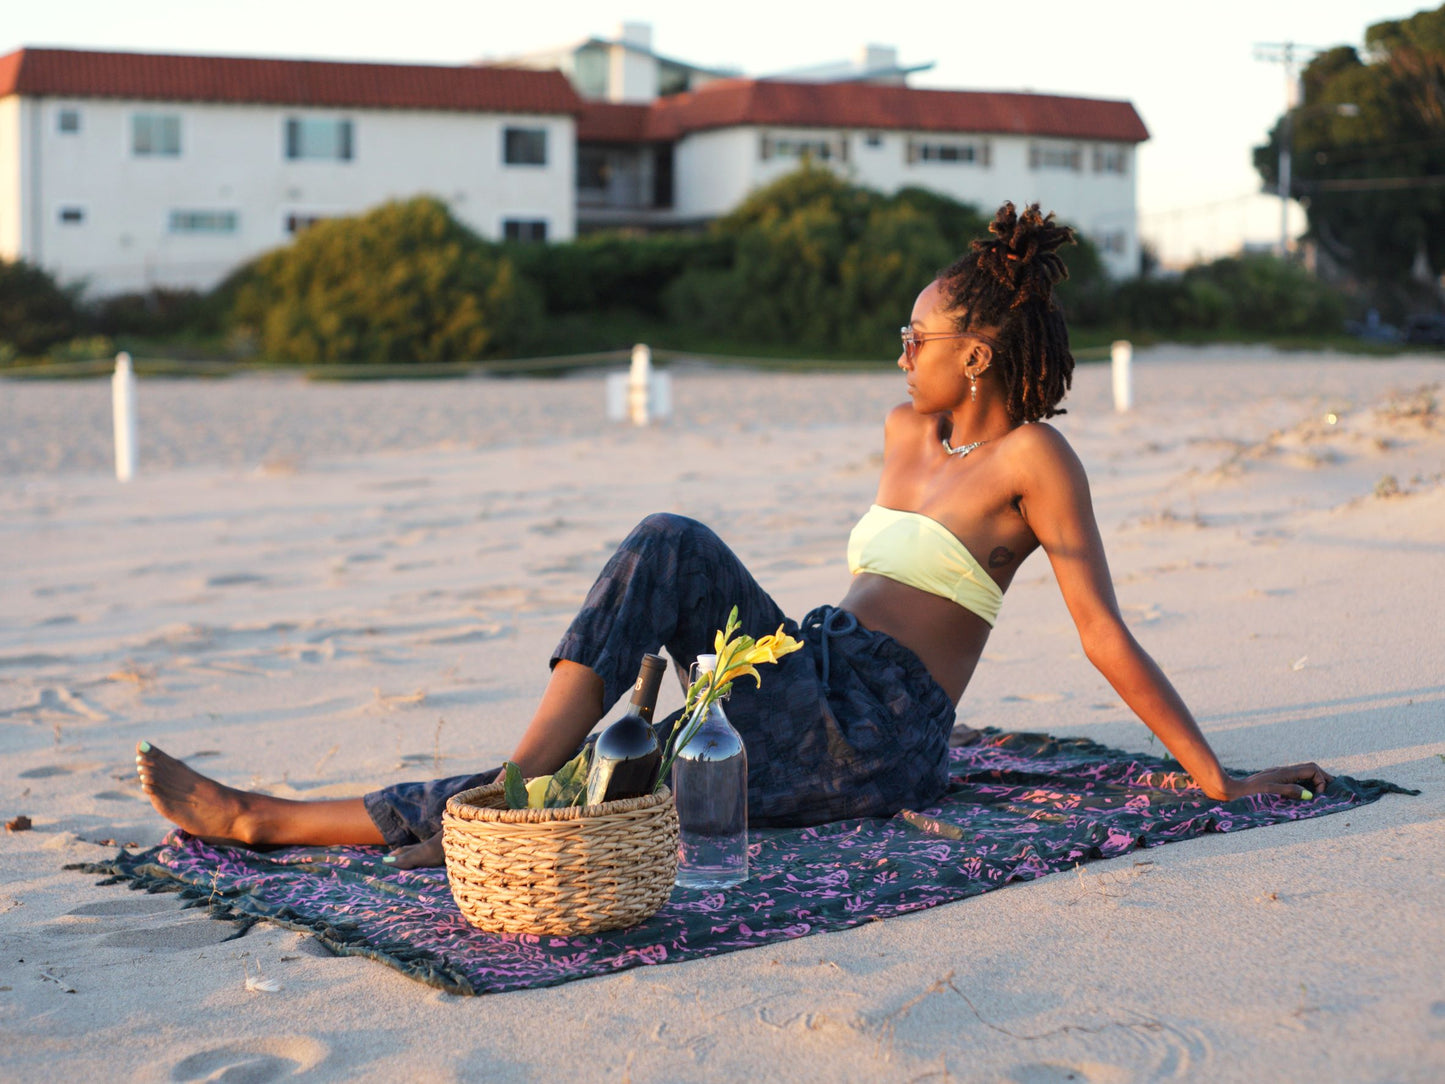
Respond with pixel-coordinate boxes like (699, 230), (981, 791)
(574, 78), (1147, 276)
(560, 26), (1147, 277)
(0, 48), (581, 295)
(0, 34), (1149, 295)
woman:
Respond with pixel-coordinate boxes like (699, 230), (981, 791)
(136, 203), (1331, 868)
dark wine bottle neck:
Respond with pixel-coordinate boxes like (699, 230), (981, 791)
(627, 654), (666, 726)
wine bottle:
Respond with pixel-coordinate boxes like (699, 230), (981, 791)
(584, 653), (666, 806)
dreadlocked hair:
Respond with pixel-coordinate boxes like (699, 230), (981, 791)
(937, 202), (1076, 425)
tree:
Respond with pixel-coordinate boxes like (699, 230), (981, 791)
(1254, 4), (1445, 291)
(663, 163), (988, 355)
(228, 197), (540, 363)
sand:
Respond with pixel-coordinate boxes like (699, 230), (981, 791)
(2, 347), (1443, 1082)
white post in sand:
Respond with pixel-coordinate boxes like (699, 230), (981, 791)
(112, 352), (136, 481)
(628, 343), (652, 426)
(1110, 340), (1133, 413)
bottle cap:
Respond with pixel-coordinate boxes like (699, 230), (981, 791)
(695, 653), (717, 674)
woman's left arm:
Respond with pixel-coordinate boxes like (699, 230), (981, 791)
(1017, 426), (1331, 802)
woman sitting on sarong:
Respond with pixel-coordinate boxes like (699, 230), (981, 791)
(135, 202), (1332, 868)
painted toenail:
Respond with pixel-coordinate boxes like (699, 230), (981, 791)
(138, 741), (151, 753)
(382, 855), (397, 864)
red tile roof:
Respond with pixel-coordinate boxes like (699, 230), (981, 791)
(0, 49), (1147, 143)
(0, 48), (582, 115)
(576, 101), (652, 142)
(630, 79), (1149, 144)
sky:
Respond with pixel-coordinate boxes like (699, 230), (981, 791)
(2, 0), (1428, 266)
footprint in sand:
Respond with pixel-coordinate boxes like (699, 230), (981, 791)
(169, 1037), (330, 1082)
(0, 687), (109, 721)
(1000, 1064), (1118, 1083)
(51, 900), (239, 951)
(66, 898), (173, 917)
(99, 920), (240, 951)
(1001, 692), (1071, 704)
(32, 582), (96, 598)
(19, 765), (73, 779)
(205, 573), (269, 588)
(420, 624), (508, 646)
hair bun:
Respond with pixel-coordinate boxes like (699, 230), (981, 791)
(972, 202), (1075, 297)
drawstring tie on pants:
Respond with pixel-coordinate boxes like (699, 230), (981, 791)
(803, 606), (858, 695)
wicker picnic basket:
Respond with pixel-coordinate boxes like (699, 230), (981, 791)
(442, 779), (679, 936)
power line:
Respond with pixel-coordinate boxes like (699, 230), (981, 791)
(1308, 174), (1445, 191)
(1138, 191), (1265, 221)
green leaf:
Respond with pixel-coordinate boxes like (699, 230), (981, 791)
(500, 761), (528, 810)
(545, 747), (592, 808)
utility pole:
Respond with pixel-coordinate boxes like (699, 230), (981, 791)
(1255, 42), (1316, 259)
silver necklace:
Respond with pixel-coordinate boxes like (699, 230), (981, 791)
(941, 437), (988, 458)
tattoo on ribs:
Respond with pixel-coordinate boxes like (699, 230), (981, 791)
(988, 546), (1013, 569)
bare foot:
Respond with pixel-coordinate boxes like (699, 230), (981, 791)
(384, 830), (445, 870)
(134, 741), (261, 845)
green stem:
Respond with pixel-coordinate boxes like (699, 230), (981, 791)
(654, 700), (709, 793)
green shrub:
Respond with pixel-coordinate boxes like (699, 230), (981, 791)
(46, 335), (116, 363)
(0, 259), (79, 355)
(664, 164), (984, 356)
(228, 197), (541, 363)
(1104, 255), (1348, 336)
(1182, 255), (1346, 334)
(508, 233), (732, 317)
(88, 288), (213, 338)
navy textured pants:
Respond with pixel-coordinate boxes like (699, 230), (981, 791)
(363, 514), (957, 846)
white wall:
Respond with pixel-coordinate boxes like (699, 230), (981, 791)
(11, 96), (575, 296)
(0, 97), (21, 262)
(676, 125), (1140, 278)
(609, 41), (658, 103)
(673, 128), (764, 218)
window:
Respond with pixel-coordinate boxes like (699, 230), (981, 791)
(759, 134), (847, 163)
(1029, 143), (1082, 171)
(908, 140), (986, 165)
(285, 118), (353, 161)
(577, 148), (609, 192)
(285, 213), (328, 234)
(1100, 231), (1127, 255)
(865, 131), (884, 148)
(503, 219), (547, 243)
(58, 207), (85, 225)
(503, 127), (547, 166)
(57, 109), (81, 134)
(1093, 146), (1128, 174)
(170, 210), (238, 234)
(133, 114), (181, 157)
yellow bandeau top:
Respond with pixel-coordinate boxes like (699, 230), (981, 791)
(847, 504), (1004, 627)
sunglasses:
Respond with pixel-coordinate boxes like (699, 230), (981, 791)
(899, 327), (998, 364)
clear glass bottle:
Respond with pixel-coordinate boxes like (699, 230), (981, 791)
(672, 654), (748, 889)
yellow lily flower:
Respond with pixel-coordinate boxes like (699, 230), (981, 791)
(751, 625), (804, 665)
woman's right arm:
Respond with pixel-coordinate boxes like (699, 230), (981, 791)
(1015, 424), (1332, 802)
